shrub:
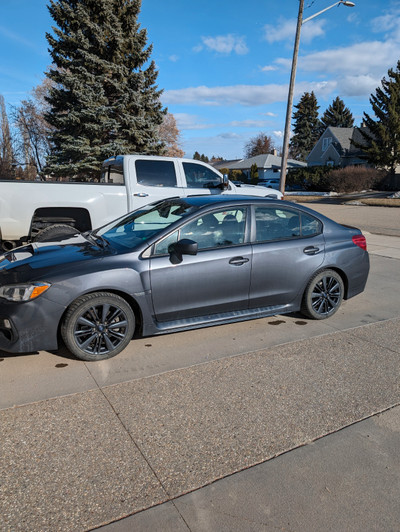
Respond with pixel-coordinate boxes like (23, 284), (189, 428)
(229, 169), (248, 183)
(286, 166), (331, 191)
(328, 166), (385, 193)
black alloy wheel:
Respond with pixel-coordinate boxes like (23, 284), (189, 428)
(61, 292), (135, 361)
(302, 269), (344, 320)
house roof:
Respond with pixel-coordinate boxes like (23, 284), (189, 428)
(215, 153), (307, 170)
(307, 126), (370, 163)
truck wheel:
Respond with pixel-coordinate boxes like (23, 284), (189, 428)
(34, 224), (79, 242)
(61, 292), (135, 361)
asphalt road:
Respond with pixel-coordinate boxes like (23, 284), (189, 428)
(1, 203), (399, 531)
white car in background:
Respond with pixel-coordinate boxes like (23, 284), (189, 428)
(259, 179), (280, 190)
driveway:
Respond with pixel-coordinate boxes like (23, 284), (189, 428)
(1, 203), (399, 531)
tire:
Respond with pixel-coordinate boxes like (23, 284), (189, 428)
(61, 292), (135, 361)
(301, 269), (344, 320)
(34, 224), (79, 242)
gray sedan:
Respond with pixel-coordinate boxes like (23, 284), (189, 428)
(0, 196), (369, 361)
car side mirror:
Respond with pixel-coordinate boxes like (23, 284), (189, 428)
(168, 238), (198, 264)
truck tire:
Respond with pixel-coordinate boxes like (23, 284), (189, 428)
(34, 224), (79, 242)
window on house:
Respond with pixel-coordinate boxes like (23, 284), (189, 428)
(322, 137), (332, 151)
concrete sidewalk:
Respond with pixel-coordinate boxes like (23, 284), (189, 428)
(1, 317), (400, 531)
(1, 212), (400, 532)
(100, 405), (400, 532)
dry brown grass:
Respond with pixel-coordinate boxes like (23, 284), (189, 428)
(360, 198), (400, 207)
(284, 195), (324, 203)
(284, 195), (400, 207)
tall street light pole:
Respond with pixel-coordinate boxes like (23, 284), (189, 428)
(279, 1), (355, 195)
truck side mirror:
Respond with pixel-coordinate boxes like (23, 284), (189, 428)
(219, 174), (229, 190)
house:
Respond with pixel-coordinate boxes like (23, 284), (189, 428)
(307, 127), (370, 168)
(213, 151), (307, 180)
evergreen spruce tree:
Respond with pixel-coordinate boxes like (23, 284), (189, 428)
(289, 91), (321, 161)
(45, 0), (165, 179)
(355, 61), (400, 181)
(320, 96), (354, 129)
(250, 163), (258, 184)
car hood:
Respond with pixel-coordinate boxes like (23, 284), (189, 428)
(0, 235), (108, 278)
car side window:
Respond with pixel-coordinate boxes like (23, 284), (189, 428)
(183, 162), (222, 189)
(135, 160), (177, 187)
(153, 208), (247, 255)
(301, 213), (322, 236)
(254, 206), (323, 242)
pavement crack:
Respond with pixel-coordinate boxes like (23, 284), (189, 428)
(83, 369), (192, 529)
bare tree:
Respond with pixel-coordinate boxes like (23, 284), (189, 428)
(14, 78), (53, 179)
(159, 113), (184, 157)
(0, 95), (15, 179)
(244, 133), (275, 159)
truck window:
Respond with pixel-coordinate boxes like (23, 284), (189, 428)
(135, 160), (177, 187)
(100, 163), (124, 184)
(183, 162), (222, 189)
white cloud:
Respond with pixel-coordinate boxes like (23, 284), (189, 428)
(198, 34), (249, 55)
(371, 9), (400, 41)
(163, 81), (337, 107)
(260, 65), (277, 72)
(338, 75), (381, 98)
(298, 41), (399, 77)
(272, 130), (284, 139)
(174, 113), (211, 130)
(263, 17), (326, 44)
(273, 38), (400, 98)
(228, 120), (272, 128)
(169, 55), (179, 62)
(217, 132), (241, 139)
(174, 114), (273, 131)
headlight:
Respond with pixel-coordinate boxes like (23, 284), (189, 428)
(0, 282), (51, 302)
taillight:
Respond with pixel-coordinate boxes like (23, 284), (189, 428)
(352, 234), (367, 251)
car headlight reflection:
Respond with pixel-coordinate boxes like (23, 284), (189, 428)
(0, 282), (51, 302)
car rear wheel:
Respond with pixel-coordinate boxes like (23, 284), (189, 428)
(61, 292), (135, 361)
(301, 269), (344, 320)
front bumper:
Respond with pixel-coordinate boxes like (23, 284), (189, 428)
(0, 296), (66, 354)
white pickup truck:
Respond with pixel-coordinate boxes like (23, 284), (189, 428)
(0, 154), (282, 251)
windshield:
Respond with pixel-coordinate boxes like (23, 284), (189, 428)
(95, 199), (200, 250)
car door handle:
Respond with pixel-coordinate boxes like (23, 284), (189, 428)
(303, 246), (320, 255)
(229, 257), (249, 266)
(134, 192), (149, 197)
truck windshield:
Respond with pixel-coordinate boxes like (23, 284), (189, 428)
(94, 199), (199, 249)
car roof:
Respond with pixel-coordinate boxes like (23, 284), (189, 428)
(168, 195), (281, 207)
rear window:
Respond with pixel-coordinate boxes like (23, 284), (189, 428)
(254, 206), (321, 242)
(100, 163), (124, 184)
(135, 160), (177, 187)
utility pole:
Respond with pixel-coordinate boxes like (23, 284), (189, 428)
(279, 0), (304, 194)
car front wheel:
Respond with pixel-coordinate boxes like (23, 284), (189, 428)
(301, 269), (344, 320)
(61, 292), (135, 361)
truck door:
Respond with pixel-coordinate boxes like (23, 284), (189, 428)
(180, 161), (225, 197)
(126, 158), (184, 209)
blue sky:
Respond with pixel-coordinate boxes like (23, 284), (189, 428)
(1, 0), (400, 160)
